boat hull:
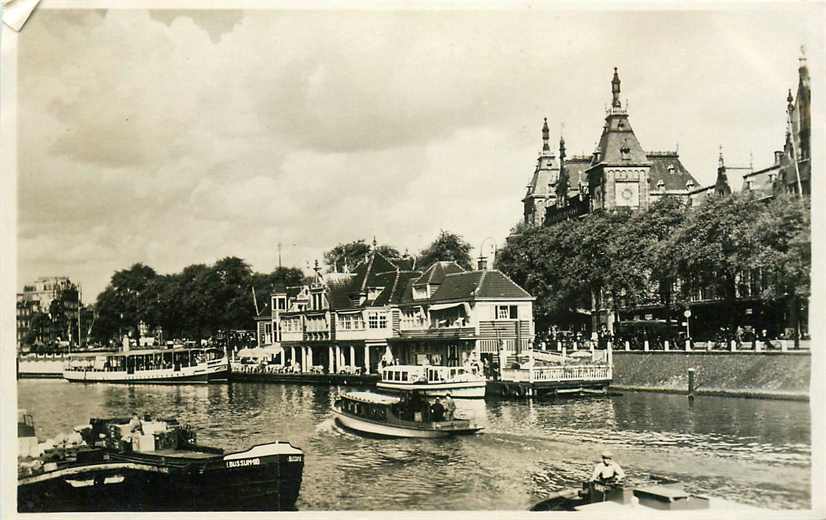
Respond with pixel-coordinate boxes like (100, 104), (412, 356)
(376, 381), (486, 398)
(63, 362), (229, 385)
(332, 407), (481, 438)
(18, 443), (303, 512)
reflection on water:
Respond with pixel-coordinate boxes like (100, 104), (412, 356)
(18, 380), (810, 510)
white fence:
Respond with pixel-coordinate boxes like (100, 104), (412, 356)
(501, 364), (611, 383)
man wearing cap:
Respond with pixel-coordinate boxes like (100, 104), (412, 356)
(591, 450), (625, 483)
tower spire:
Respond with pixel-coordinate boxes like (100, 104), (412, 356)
(718, 145), (725, 168)
(611, 67), (622, 108)
(558, 122), (566, 162)
(541, 117), (550, 152)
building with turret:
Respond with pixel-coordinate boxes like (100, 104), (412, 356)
(523, 68), (700, 227)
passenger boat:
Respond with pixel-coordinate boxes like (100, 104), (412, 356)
(332, 390), (483, 438)
(376, 364), (487, 398)
(530, 479), (768, 513)
(18, 413), (304, 512)
(63, 347), (229, 384)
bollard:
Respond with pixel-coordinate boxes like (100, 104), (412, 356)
(557, 341), (562, 352)
(590, 342), (595, 353)
(730, 340), (736, 352)
(644, 340), (649, 351)
(664, 340), (670, 352)
(624, 341), (630, 352)
(685, 339), (691, 352)
(688, 368), (696, 401)
(755, 340), (762, 352)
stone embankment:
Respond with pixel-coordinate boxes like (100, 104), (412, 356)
(610, 351), (810, 401)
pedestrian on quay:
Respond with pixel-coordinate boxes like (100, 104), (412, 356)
(444, 392), (456, 421)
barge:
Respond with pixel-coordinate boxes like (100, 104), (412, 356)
(18, 412), (303, 512)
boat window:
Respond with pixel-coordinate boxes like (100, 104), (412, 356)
(402, 372), (408, 382)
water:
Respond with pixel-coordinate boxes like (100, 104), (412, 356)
(17, 380), (811, 510)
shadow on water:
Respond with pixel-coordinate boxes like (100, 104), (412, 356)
(17, 380), (811, 511)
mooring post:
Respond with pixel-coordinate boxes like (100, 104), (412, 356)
(643, 340), (649, 351)
(685, 339), (691, 352)
(664, 340), (670, 352)
(730, 340), (737, 352)
(624, 340), (630, 351)
(688, 368), (696, 401)
(557, 341), (562, 352)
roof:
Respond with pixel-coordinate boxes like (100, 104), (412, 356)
(341, 391), (400, 405)
(524, 151), (560, 200)
(561, 156), (591, 192)
(646, 152), (700, 192)
(431, 270), (533, 301)
(591, 110), (650, 166)
(415, 261), (465, 286)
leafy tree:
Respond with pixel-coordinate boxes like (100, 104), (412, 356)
(324, 240), (400, 272)
(748, 194), (810, 345)
(667, 192), (763, 331)
(252, 267), (306, 315)
(417, 230), (473, 271)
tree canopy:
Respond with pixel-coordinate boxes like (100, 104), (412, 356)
(323, 240), (401, 272)
(417, 230), (473, 271)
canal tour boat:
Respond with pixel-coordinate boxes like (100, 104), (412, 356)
(332, 390), (483, 438)
(18, 413), (304, 512)
(63, 347), (229, 384)
(376, 364), (487, 398)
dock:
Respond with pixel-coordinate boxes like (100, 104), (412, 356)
(488, 348), (613, 398)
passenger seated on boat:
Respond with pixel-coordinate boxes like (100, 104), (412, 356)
(430, 398), (445, 422)
(590, 451), (625, 484)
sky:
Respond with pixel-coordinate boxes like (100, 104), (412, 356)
(15, 6), (824, 300)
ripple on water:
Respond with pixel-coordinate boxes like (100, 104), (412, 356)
(16, 381), (811, 510)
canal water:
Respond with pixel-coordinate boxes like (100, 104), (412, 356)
(18, 380), (811, 510)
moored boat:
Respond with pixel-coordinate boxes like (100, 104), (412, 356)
(332, 390), (483, 438)
(18, 414), (304, 512)
(530, 479), (768, 513)
(376, 364), (486, 398)
(63, 347), (229, 384)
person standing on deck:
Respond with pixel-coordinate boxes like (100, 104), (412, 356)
(444, 392), (456, 421)
(591, 450), (625, 483)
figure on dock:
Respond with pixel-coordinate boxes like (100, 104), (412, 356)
(444, 392), (456, 420)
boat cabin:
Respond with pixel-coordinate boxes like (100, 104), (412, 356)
(381, 364), (480, 384)
(66, 348), (224, 374)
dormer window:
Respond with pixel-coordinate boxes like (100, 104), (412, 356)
(367, 287), (384, 301)
(657, 179), (665, 191)
(667, 164), (676, 175)
(768, 173), (776, 183)
(744, 180), (752, 190)
(685, 180), (695, 190)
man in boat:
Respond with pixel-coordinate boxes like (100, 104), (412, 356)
(444, 392), (456, 421)
(430, 397), (446, 422)
(128, 413), (144, 436)
(590, 450), (625, 484)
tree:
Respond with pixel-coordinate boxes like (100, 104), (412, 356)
(417, 230), (473, 271)
(93, 263), (158, 344)
(747, 194), (810, 345)
(324, 240), (401, 272)
(251, 267), (305, 315)
(667, 192), (764, 332)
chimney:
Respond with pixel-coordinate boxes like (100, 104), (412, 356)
(774, 150), (783, 165)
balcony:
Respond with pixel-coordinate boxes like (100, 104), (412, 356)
(397, 326), (477, 340)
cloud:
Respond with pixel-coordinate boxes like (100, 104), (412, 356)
(16, 8), (823, 298)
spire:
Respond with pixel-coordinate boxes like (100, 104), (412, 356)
(787, 88), (794, 113)
(714, 147), (731, 197)
(372, 236), (378, 251)
(559, 126), (566, 162)
(541, 117), (550, 151)
(611, 67), (621, 108)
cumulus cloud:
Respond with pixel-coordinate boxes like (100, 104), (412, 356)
(16, 7), (823, 298)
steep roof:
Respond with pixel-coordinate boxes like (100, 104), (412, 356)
(591, 111), (651, 166)
(562, 156), (591, 192)
(431, 270), (533, 301)
(524, 151), (560, 200)
(646, 152), (700, 192)
(414, 261), (465, 286)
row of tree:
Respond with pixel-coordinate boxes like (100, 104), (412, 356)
(82, 230), (474, 346)
(495, 193), (810, 341)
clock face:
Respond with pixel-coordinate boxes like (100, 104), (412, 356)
(615, 182), (639, 207)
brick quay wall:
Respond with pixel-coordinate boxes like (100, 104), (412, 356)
(610, 351), (811, 401)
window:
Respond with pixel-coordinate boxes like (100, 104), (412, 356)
(496, 305), (518, 320)
(685, 180), (695, 190)
(657, 179), (665, 191)
(367, 312), (387, 329)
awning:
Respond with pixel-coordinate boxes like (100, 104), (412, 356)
(237, 345), (283, 359)
(429, 302), (470, 313)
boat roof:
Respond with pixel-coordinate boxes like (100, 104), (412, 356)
(68, 347), (217, 358)
(341, 391), (401, 405)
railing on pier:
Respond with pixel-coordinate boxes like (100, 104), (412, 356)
(501, 364), (611, 383)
